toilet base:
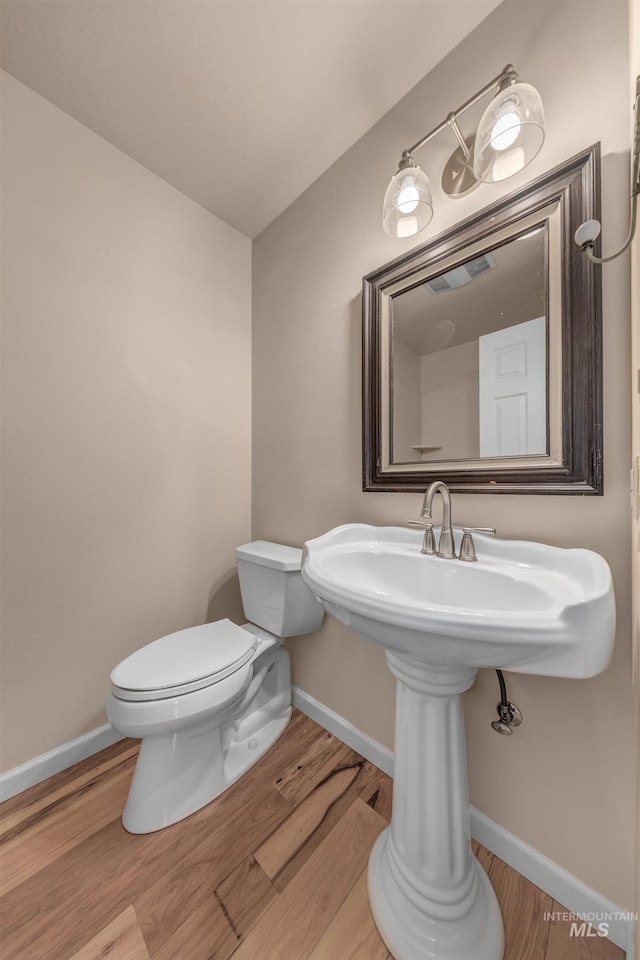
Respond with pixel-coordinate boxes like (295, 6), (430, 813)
(121, 647), (291, 834)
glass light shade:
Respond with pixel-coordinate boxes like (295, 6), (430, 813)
(473, 82), (545, 183)
(383, 165), (433, 238)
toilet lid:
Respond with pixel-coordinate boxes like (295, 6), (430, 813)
(111, 619), (257, 701)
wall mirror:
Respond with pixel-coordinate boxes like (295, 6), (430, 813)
(363, 145), (602, 494)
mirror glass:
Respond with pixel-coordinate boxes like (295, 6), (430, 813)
(390, 226), (547, 464)
(363, 145), (602, 494)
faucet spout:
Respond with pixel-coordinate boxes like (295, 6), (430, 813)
(422, 481), (456, 559)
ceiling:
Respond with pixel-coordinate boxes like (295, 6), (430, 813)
(394, 226), (546, 355)
(0, 0), (502, 238)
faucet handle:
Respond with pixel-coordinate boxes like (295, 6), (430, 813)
(407, 518), (436, 555)
(459, 527), (496, 562)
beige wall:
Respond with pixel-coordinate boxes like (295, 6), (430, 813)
(630, 0), (640, 946)
(391, 338), (421, 462)
(0, 73), (252, 771)
(253, 0), (636, 910)
(420, 340), (479, 460)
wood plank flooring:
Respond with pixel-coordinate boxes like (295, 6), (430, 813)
(0, 710), (626, 960)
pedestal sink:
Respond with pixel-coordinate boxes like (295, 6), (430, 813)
(301, 523), (615, 960)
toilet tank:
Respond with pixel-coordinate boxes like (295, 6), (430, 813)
(235, 541), (324, 638)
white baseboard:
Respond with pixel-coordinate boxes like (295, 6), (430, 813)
(292, 685), (635, 957)
(292, 686), (395, 777)
(0, 724), (124, 802)
(470, 806), (635, 956)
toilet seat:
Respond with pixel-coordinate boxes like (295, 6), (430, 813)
(111, 619), (258, 702)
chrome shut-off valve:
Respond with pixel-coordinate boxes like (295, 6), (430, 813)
(491, 700), (523, 736)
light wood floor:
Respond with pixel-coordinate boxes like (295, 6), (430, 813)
(0, 710), (625, 960)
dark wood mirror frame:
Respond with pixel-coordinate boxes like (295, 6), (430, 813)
(363, 144), (602, 495)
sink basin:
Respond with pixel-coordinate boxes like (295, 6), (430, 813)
(301, 522), (616, 960)
(301, 523), (615, 677)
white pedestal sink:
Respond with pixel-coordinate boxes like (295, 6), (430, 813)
(301, 524), (615, 960)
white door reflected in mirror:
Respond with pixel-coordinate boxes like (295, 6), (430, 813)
(479, 315), (547, 457)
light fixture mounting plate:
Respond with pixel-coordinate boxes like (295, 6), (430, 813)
(441, 136), (479, 199)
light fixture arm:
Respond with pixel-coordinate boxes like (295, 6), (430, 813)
(404, 64), (518, 158)
(447, 114), (472, 162)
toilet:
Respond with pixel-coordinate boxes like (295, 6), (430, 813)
(106, 541), (324, 834)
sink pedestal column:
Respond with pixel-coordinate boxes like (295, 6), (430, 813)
(368, 652), (504, 960)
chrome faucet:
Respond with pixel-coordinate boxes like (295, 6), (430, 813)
(408, 480), (456, 558)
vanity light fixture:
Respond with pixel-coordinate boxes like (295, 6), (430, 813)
(574, 76), (640, 264)
(382, 64), (545, 239)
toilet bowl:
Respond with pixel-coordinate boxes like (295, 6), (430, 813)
(106, 541), (323, 834)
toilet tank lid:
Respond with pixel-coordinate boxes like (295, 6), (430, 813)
(235, 540), (302, 572)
